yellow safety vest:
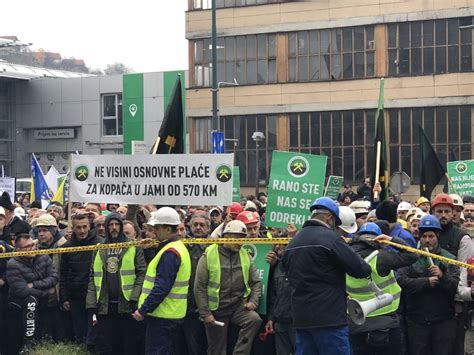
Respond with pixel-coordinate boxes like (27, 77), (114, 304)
(205, 244), (251, 311)
(138, 240), (191, 319)
(346, 255), (401, 317)
(93, 246), (136, 302)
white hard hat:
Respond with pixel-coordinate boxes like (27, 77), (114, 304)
(349, 201), (369, 215)
(449, 194), (464, 208)
(409, 211), (426, 223)
(0, 207), (5, 216)
(245, 201), (258, 211)
(406, 207), (423, 221)
(222, 220), (247, 236)
(14, 207), (26, 217)
(35, 213), (58, 227)
(146, 207), (181, 226)
(338, 206), (358, 234)
(397, 202), (411, 212)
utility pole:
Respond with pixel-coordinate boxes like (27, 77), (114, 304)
(211, 0), (218, 132)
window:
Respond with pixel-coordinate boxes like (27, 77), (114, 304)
(191, 0), (287, 10)
(288, 26), (375, 82)
(102, 94), (123, 136)
(388, 17), (473, 76)
(193, 34), (277, 87)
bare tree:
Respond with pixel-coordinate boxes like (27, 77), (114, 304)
(104, 62), (132, 75)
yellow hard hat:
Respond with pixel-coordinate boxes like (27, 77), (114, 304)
(416, 197), (430, 207)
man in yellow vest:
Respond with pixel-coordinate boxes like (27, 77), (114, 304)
(194, 220), (262, 355)
(86, 212), (147, 354)
(133, 207), (191, 355)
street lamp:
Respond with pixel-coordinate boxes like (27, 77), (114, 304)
(252, 131), (265, 197)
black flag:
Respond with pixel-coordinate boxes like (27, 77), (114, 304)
(152, 76), (184, 154)
(419, 124), (445, 198)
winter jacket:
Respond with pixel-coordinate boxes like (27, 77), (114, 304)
(7, 255), (58, 300)
(282, 219), (372, 329)
(390, 223), (416, 248)
(85, 213), (146, 315)
(438, 221), (470, 260)
(59, 231), (104, 303)
(267, 261), (293, 324)
(194, 245), (261, 318)
(185, 234), (208, 314)
(396, 246), (459, 324)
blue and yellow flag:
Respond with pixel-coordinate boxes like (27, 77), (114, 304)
(30, 154), (52, 203)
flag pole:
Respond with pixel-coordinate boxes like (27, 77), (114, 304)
(152, 137), (160, 155)
(67, 154), (73, 229)
(445, 172), (458, 195)
(374, 141), (381, 202)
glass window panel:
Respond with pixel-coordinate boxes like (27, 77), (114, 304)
(225, 37), (235, 61)
(448, 107), (459, 143)
(194, 41), (203, 63)
(461, 144), (472, 160)
(388, 49), (398, 76)
(436, 47), (447, 73)
(355, 27), (366, 51)
(401, 146), (412, 177)
(331, 54), (342, 79)
(268, 115), (277, 148)
(321, 30), (330, 53)
(367, 52), (375, 77)
(103, 95), (116, 117)
(333, 148), (343, 176)
(217, 37), (225, 61)
(268, 35), (276, 58)
(310, 30), (319, 55)
(225, 0), (235, 7)
(288, 58), (296, 82)
(399, 49), (410, 75)
(216, 0), (225, 7)
(225, 62), (234, 83)
(366, 26), (374, 48)
(300, 113), (310, 147)
(448, 18), (459, 45)
(412, 145), (420, 184)
(235, 116), (246, 149)
(461, 45), (472, 72)
(400, 109), (411, 144)
(343, 28), (353, 52)
(423, 107), (435, 142)
(289, 33), (297, 56)
(411, 22), (422, 47)
(448, 46), (459, 72)
(411, 48), (422, 75)
(309, 56), (320, 81)
(103, 119), (117, 136)
(257, 34), (266, 59)
(343, 111), (353, 146)
(298, 31), (308, 55)
(247, 35), (256, 60)
(343, 147), (354, 181)
(354, 111), (364, 146)
(343, 53), (353, 79)
(257, 60), (267, 84)
(311, 113), (320, 147)
(435, 20), (447, 45)
(412, 108), (422, 145)
(332, 112), (342, 146)
(399, 23), (409, 48)
(423, 47), (434, 74)
(256, 114), (266, 134)
(389, 109), (399, 144)
(298, 56), (308, 81)
(289, 114), (299, 148)
(321, 54), (330, 80)
(388, 24), (398, 48)
(436, 107), (447, 144)
(321, 112), (331, 146)
(423, 21), (434, 46)
(355, 147), (365, 182)
(236, 37), (245, 60)
(461, 25), (472, 44)
(366, 110), (375, 144)
(268, 59), (276, 83)
(217, 62), (225, 82)
(247, 60), (257, 84)
(236, 60), (245, 84)
(435, 144), (447, 165)
(203, 38), (212, 61)
(321, 148), (332, 173)
(331, 29), (342, 53)
(390, 146), (399, 173)
(460, 106), (472, 144)
(354, 52), (365, 78)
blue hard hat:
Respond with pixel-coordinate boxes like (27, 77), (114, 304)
(418, 215), (441, 231)
(358, 222), (382, 236)
(310, 197), (342, 226)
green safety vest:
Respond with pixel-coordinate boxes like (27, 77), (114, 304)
(346, 255), (401, 317)
(138, 240), (191, 319)
(205, 244), (251, 311)
(93, 246), (136, 302)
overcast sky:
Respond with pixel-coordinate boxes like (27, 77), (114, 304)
(1, 0), (189, 73)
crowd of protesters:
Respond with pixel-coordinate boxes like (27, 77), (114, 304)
(0, 177), (474, 355)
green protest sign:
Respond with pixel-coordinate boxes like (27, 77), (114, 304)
(447, 160), (474, 196)
(233, 167), (241, 202)
(242, 243), (272, 314)
(324, 175), (343, 199)
(266, 151), (327, 228)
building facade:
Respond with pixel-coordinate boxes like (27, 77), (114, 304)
(185, 0), (474, 197)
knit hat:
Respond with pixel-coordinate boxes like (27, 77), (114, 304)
(376, 200), (398, 223)
(0, 192), (13, 211)
(30, 200), (42, 209)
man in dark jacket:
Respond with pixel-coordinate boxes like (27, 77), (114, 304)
(282, 197), (371, 354)
(396, 215), (460, 355)
(59, 213), (104, 344)
(0, 192), (30, 244)
(6, 233), (58, 354)
(376, 200), (416, 248)
(346, 222), (418, 355)
(86, 213), (146, 355)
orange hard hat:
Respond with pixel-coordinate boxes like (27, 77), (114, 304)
(431, 193), (454, 210)
(227, 202), (244, 217)
(236, 211), (260, 225)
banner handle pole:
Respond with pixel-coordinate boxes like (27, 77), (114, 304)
(373, 141), (381, 202)
(445, 172), (458, 195)
(152, 137), (160, 155)
(67, 154), (73, 229)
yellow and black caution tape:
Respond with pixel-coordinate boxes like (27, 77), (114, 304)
(0, 238), (292, 259)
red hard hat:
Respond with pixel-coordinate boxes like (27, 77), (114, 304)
(431, 193), (454, 209)
(227, 202), (244, 217)
(236, 211), (260, 225)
